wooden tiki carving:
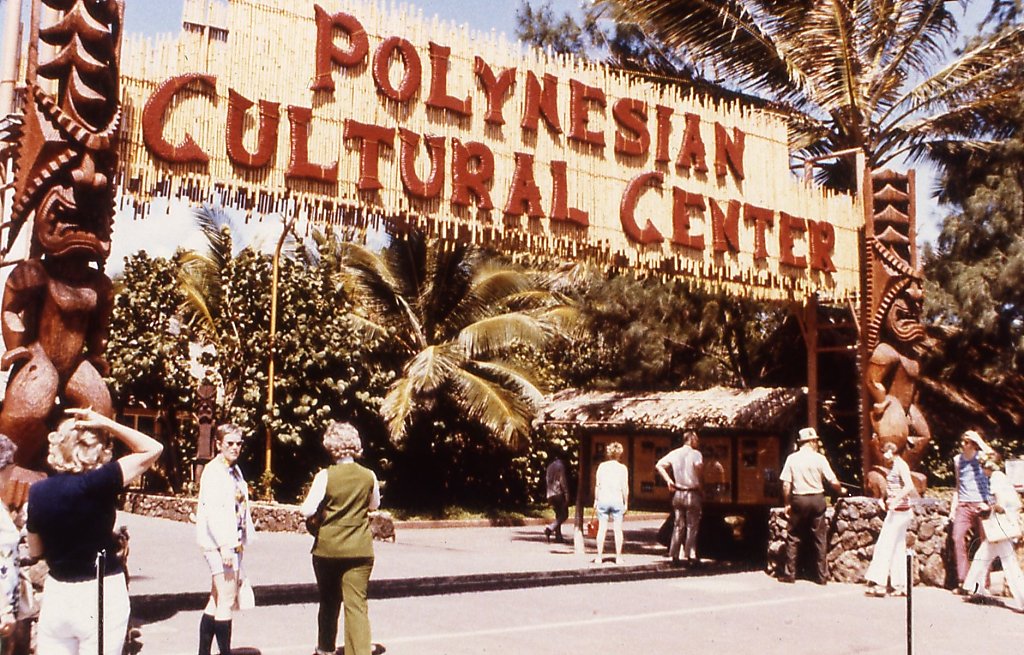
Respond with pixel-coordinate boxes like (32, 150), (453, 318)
(861, 169), (930, 496)
(0, 0), (123, 467)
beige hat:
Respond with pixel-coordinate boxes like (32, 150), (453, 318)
(962, 430), (993, 454)
(798, 427), (821, 443)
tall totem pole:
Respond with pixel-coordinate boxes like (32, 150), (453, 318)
(861, 169), (931, 496)
(1, 0), (122, 469)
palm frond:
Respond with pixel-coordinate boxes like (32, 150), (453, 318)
(192, 205), (235, 273)
(340, 241), (426, 350)
(471, 360), (546, 409)
(783, 0), (861, 115)
(866, 0), (956, 111)
(535, 305), (584, 339)
(381, 376), (417, 443)
(448, 365), (538, 448)
(404, 345), (460, 394)
(881, 23), (1024, 129)
(457, 313), (552, 357)
(176, 271), (219, 344)
(443, 268), (539, 334)
(421, 241), (475, 343)
(600, 0), (813, 101)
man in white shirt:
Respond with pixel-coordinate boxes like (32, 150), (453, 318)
(656, 431), (704, 567)
(779, 427), (845, 584)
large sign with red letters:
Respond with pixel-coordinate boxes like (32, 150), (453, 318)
(118, 0), (863, 300)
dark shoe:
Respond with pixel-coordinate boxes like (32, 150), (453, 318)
(814, 579), (827, 586)
(670, 559), (685, 568)
(779, 576), (795, 584)
(544, 527), (552, 543)
(688, 558), (702, 569)
(554, 532), (565, 543)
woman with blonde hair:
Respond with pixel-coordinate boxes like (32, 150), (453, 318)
(300, 420), (380, 655)
(593, 441), (629, 565)
(26, 408), (163, 655)
(195, 423), (255, 655)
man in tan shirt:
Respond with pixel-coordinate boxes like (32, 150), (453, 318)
(779, 427), (845, 584)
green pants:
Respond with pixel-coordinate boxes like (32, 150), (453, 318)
(312, 556), (374, 655)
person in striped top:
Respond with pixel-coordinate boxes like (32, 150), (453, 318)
(864, 442), (916, 597)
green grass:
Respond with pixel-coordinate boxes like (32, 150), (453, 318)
(387, 504), (550, 523)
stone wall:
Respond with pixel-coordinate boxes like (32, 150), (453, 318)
(122, 492), (307, 532)
(767, 497), (953, 587)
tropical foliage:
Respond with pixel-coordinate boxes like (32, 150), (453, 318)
(107, 209), (394, 500)
(536, 269), (797, 391)
(327, 232), (575, 509)
(515, 1), (696, 76)
(337, 232), (574, 449)
(107, 252), (194, 490)
(586, 0), (1024, 189)
(921, 115), (1024, 478)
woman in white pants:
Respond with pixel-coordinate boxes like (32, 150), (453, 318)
(864, 442), (915, 596)
(962, 457), (1024, 610)
(26, 409), (163, 655)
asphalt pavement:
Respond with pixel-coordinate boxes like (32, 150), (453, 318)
(120, 511), (1024, 655)
(120, 511), (717, 617)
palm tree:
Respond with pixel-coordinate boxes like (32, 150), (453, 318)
(176, 205), (275, 414)
(338, 231), (575, 450)
(597, 0), (1024, 188)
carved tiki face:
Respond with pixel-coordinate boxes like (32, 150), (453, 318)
(883, 280), (925, 347)
(10, 0), (123, 262)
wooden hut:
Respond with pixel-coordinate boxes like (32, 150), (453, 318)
(538, 386), (807, 525)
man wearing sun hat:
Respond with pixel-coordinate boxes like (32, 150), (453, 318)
(951, 429), (995, 589)
(778, 427), (846, 584)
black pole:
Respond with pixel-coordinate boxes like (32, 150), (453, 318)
(906, 548), (912, 655)
(97, 549), (105, 655)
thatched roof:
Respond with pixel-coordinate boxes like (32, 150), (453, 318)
(538, 386), (807, 434)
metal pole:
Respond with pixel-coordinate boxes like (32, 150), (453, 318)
(97, 549), (106, 655)
(264, 213), (298, 491)
(906, 548), (913, 655)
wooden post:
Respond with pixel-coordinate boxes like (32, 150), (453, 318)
(806, 294), (819, 431)
(264, 213), (298, 491)
(858, 153), (873, 484)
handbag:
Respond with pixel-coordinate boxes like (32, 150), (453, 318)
(234, 578), (256, 610)
(981, 511), (1023, 543)
(305, 497), (328, 536)
(585, 517), (599, 539)
(656, 513), (674, 547)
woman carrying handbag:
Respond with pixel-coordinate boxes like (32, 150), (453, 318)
(300, 421), (380, 655)
(195, 424), (256, 655)
(962, 456), (1024, 610)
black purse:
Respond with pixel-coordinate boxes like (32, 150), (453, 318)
(305, 498), (327, 536)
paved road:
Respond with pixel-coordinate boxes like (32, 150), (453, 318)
(135, 571), (1024, 655)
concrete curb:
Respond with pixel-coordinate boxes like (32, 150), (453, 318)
(130, 560), (750, 620)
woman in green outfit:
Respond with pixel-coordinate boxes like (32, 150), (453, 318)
(300, 421), (380, 655)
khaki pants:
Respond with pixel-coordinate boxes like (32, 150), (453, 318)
(312, 556), (374, 655)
